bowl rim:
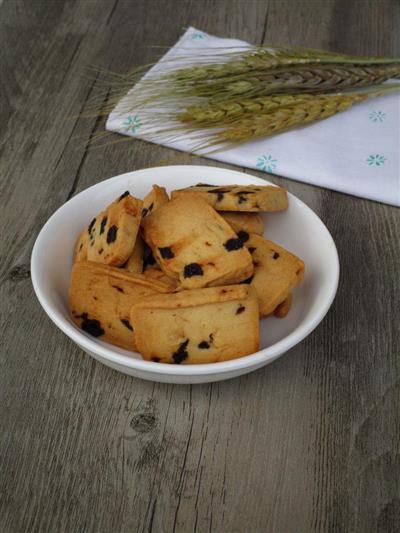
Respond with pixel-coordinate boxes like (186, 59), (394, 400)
(31, 165), (340, 376)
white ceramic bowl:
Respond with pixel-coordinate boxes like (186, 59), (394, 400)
(31, 165), (339, 384)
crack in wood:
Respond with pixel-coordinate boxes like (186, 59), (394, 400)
(147, 499), (157, 533)
(57, 36), (83, 90)
(66, 82), (110, 201)
(260, 2), (270, 44)
(106, 0), (120, 26)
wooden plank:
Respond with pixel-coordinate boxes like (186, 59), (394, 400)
(0, 1), (399, 532)
(264, 2), (400, 533)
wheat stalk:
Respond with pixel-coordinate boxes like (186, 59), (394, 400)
(85, 44), (400, 151)
(109, 85), (399, 154)
(128, 65), (400, 117)
(217, 94), (366, 142)
(171, 86), (400, 150)
(178, 93), (355, 124)
(166, 46), (400, 83)
(148, 64), (400, 103)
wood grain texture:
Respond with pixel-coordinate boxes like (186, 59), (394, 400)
(0, 1), (399, 532)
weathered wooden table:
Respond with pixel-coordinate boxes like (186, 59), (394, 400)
(1, 1), (399, 531)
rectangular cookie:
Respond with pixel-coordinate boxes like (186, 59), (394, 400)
(142, 185), (169, 218)
(245, 235), (304, 316)
(130, 285), (260, 363)
(86, 191), (143, 266)
(141, 194), (254, 289)
(69, 261), (172, 350)
(171, 183), (288, 212)
(220, 211), (264, 236)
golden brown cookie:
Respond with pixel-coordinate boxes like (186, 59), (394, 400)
(86, 191), (142, 267)
(141, 194), (254, 289)
(142, 185), (169, 218)
(131, 285), (259, 363)
(220, 211), (264, 236)
(245, 235), (304, 316)
(171, 184), (288, 212)
(69, 260), (172, 350)
(124, 234), (144, 274)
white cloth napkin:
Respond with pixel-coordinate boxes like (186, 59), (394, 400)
(107, 27), (400, 206)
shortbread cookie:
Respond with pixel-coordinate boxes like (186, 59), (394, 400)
(69, 261), (172, 350)
(131, 285), (259, 363)
(273, 294), (292, 318)
(124, 235), (144, 274)
(171, 184), (288, 212)
(74, 229), (88, 262)
(86, 191), (142, 266)
(245, 235), (304, 316)
(142, 185), (169, 218)
(220, 211), (264, 236)
(141, 194), (254, 289)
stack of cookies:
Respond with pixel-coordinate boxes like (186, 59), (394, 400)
(69, 183), (304, 364)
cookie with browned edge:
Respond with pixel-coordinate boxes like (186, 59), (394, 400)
(131, 285), (259, 363)
(245, 235), (304, 316)
(86, 191), (142, 267)
(171, 184), (287, 212)
(220, 211), (264, 236)
(141, 194), (253, 289)
(124, 234), (144, 274)
(141, 185), (169, 218)
(69, 260), (172, 350)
